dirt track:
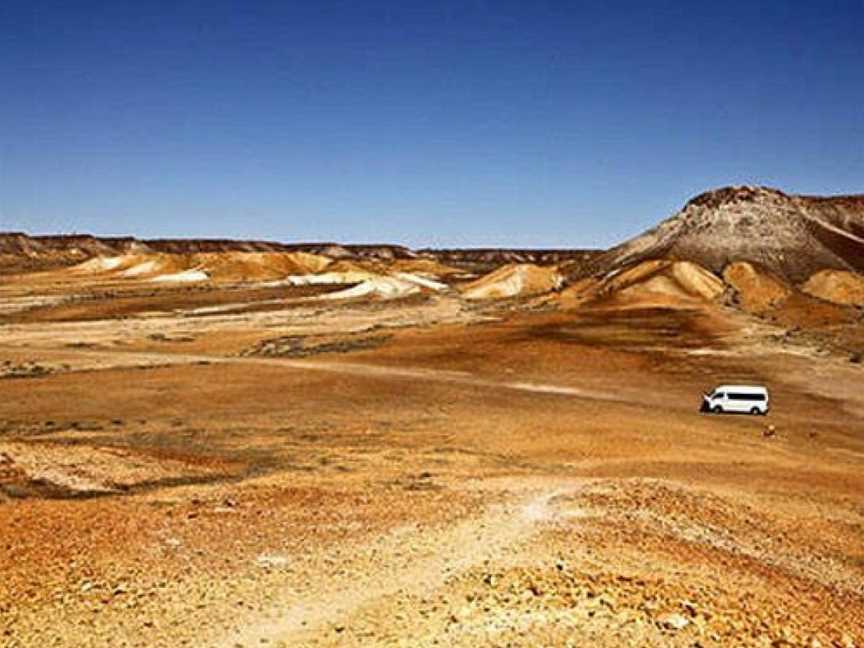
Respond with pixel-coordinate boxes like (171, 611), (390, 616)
(0, 344), (625, 405)
(223, 482), (574, 647)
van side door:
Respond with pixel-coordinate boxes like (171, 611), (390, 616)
(728, 393), (751, 413)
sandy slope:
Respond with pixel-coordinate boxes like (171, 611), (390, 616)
(722, 261), (792, 314)
(461, 264), (564, 300)
(69, 251), (333, 283)
(802, 269), (864, 306)
(553, 260), (724, 309)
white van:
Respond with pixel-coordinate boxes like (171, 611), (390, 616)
(701, 385), (769, 415)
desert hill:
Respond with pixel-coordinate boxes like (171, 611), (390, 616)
(554, 260), (725, 309)
(70, 251), (334, 283)
(4, 184), (864, 309)
(460, 264), (564, 300)
(564, 186), (864, 284)
(0, 234), (130, 271)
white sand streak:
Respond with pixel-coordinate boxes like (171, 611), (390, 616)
(149, 269), (209, 283)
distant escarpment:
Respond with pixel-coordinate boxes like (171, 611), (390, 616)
(0, 232), (597, 274)
(0, 234), (422, 272)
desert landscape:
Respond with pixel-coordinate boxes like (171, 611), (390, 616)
(0, 186), (862, 647)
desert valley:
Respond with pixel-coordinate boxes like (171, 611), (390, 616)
(1, 185), (863, 647)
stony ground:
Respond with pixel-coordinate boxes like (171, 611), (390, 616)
(0, 276), (862, 647)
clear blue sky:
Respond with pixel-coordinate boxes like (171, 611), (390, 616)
(1, 1), (862, 248)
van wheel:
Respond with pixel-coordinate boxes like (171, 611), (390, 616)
(712, 405), (723, 414)
(750, 407), (761, 415)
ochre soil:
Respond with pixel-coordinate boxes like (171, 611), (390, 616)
(0, 282), (346, 324)
(0, 278), (862, 647)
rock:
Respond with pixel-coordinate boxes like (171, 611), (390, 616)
(255, 554), (289, 569)
(598, 595), (616, 610)
(658, 612), (690, 631)
(832, 635), (856, 648)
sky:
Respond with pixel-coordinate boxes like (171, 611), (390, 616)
(0, 1), (862, 248)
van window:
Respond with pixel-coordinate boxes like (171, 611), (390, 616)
(728, 393), (766, 401)
(714, 392), (725, 399)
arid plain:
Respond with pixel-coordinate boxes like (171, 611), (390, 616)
(2, 186), (864, 647)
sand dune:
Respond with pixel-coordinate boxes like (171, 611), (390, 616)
(802, 269), (864, 306)
(317, 276), (421, 300)
(460, 264), (564, 300)
(605, 260), (724, 302)
(69, 251), (332, 283)
(285, 260), (378, 286)
(150, 269), (211, 283)
(722, 261), (792, 314)
(556, 260), (724, 308)
(393, 272), (448, 291)
(316, 272), (448, 301)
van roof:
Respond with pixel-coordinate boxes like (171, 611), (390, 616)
(714, 384), (768, 392)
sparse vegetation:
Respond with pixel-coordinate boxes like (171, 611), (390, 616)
(242, 333), (393, 358)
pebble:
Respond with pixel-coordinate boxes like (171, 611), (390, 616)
(657, 612), (690, 631)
